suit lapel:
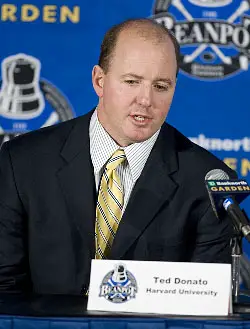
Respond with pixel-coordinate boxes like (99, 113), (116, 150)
(55, 115), (179, 260)
(56, 112), (96, 255)
(110, 124), (179, 259)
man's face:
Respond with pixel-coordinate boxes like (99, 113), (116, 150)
(92, 30), (177, 147)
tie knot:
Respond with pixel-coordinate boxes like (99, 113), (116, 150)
(106, 149), (126, 171)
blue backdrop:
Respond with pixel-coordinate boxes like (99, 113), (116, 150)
(1, 0), (250, 253)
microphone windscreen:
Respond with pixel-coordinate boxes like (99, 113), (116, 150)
(204, 169), (229, 219)
(205, 169), (229, 181)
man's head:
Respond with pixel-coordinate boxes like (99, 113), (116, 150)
(92, 18), (180, 147)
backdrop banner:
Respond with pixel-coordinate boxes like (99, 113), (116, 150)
(1, 0), (250, 253)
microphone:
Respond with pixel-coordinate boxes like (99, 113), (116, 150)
(205, 169), (250, 242)
(223, 197), (250, 242)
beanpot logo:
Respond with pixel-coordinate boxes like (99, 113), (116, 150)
(151, 0), (250, 80)
(99, 263), (138, 303)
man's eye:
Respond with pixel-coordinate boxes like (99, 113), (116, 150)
(125, 80), (139, 85)
(154, 84), (168, 91)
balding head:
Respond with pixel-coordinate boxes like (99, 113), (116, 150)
(98, 19), (180, 77)
(92, 18), (178, 146)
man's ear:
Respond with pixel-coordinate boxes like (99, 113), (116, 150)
(92, 65), (105, 97)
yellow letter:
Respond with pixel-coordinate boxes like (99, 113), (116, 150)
(211, 187), (218, 191)
(223, 158), (237, 171)
(43, 5), (56, 23)
(241, 158), (250, 177)
(2, 4), (17, 21)
(60, 6), (80, 23)
(22, 5), (39, 22)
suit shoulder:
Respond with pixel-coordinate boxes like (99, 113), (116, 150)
(165, 123), (237, 179)
(2, 115), (88, 155)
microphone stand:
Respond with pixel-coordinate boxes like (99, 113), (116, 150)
(231, 232), (243, 304)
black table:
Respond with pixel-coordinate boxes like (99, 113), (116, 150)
(1, 293), (250, 329)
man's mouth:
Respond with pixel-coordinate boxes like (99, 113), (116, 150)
(129, 114), (152, 126)
(134, 115), (146, 122)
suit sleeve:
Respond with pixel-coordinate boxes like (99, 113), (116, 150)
(190, 203), (233, 263)
(0, 142), (30, 293)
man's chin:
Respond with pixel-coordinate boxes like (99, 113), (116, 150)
(127, 133), (152, 145)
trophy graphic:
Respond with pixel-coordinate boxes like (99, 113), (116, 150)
(0, 53), (45, 119)
(111, 264), (128, 284)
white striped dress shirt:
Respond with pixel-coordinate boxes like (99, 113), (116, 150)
(89, 110), (160, 213)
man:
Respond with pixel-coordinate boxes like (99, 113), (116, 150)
(0, 19), (235, 295)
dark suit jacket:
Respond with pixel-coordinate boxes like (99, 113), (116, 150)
(0, 111), (236, 295)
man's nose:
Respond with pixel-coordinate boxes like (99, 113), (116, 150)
(136, 84), (152, 107)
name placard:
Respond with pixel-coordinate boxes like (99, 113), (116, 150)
(87, 260), (232, 316)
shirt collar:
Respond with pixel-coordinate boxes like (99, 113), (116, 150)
(90, 110), (160, 182)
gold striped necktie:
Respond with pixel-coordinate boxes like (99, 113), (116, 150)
(95, 149), (126, 259)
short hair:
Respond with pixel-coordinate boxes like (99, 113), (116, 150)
(98, 18), (180, 77)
